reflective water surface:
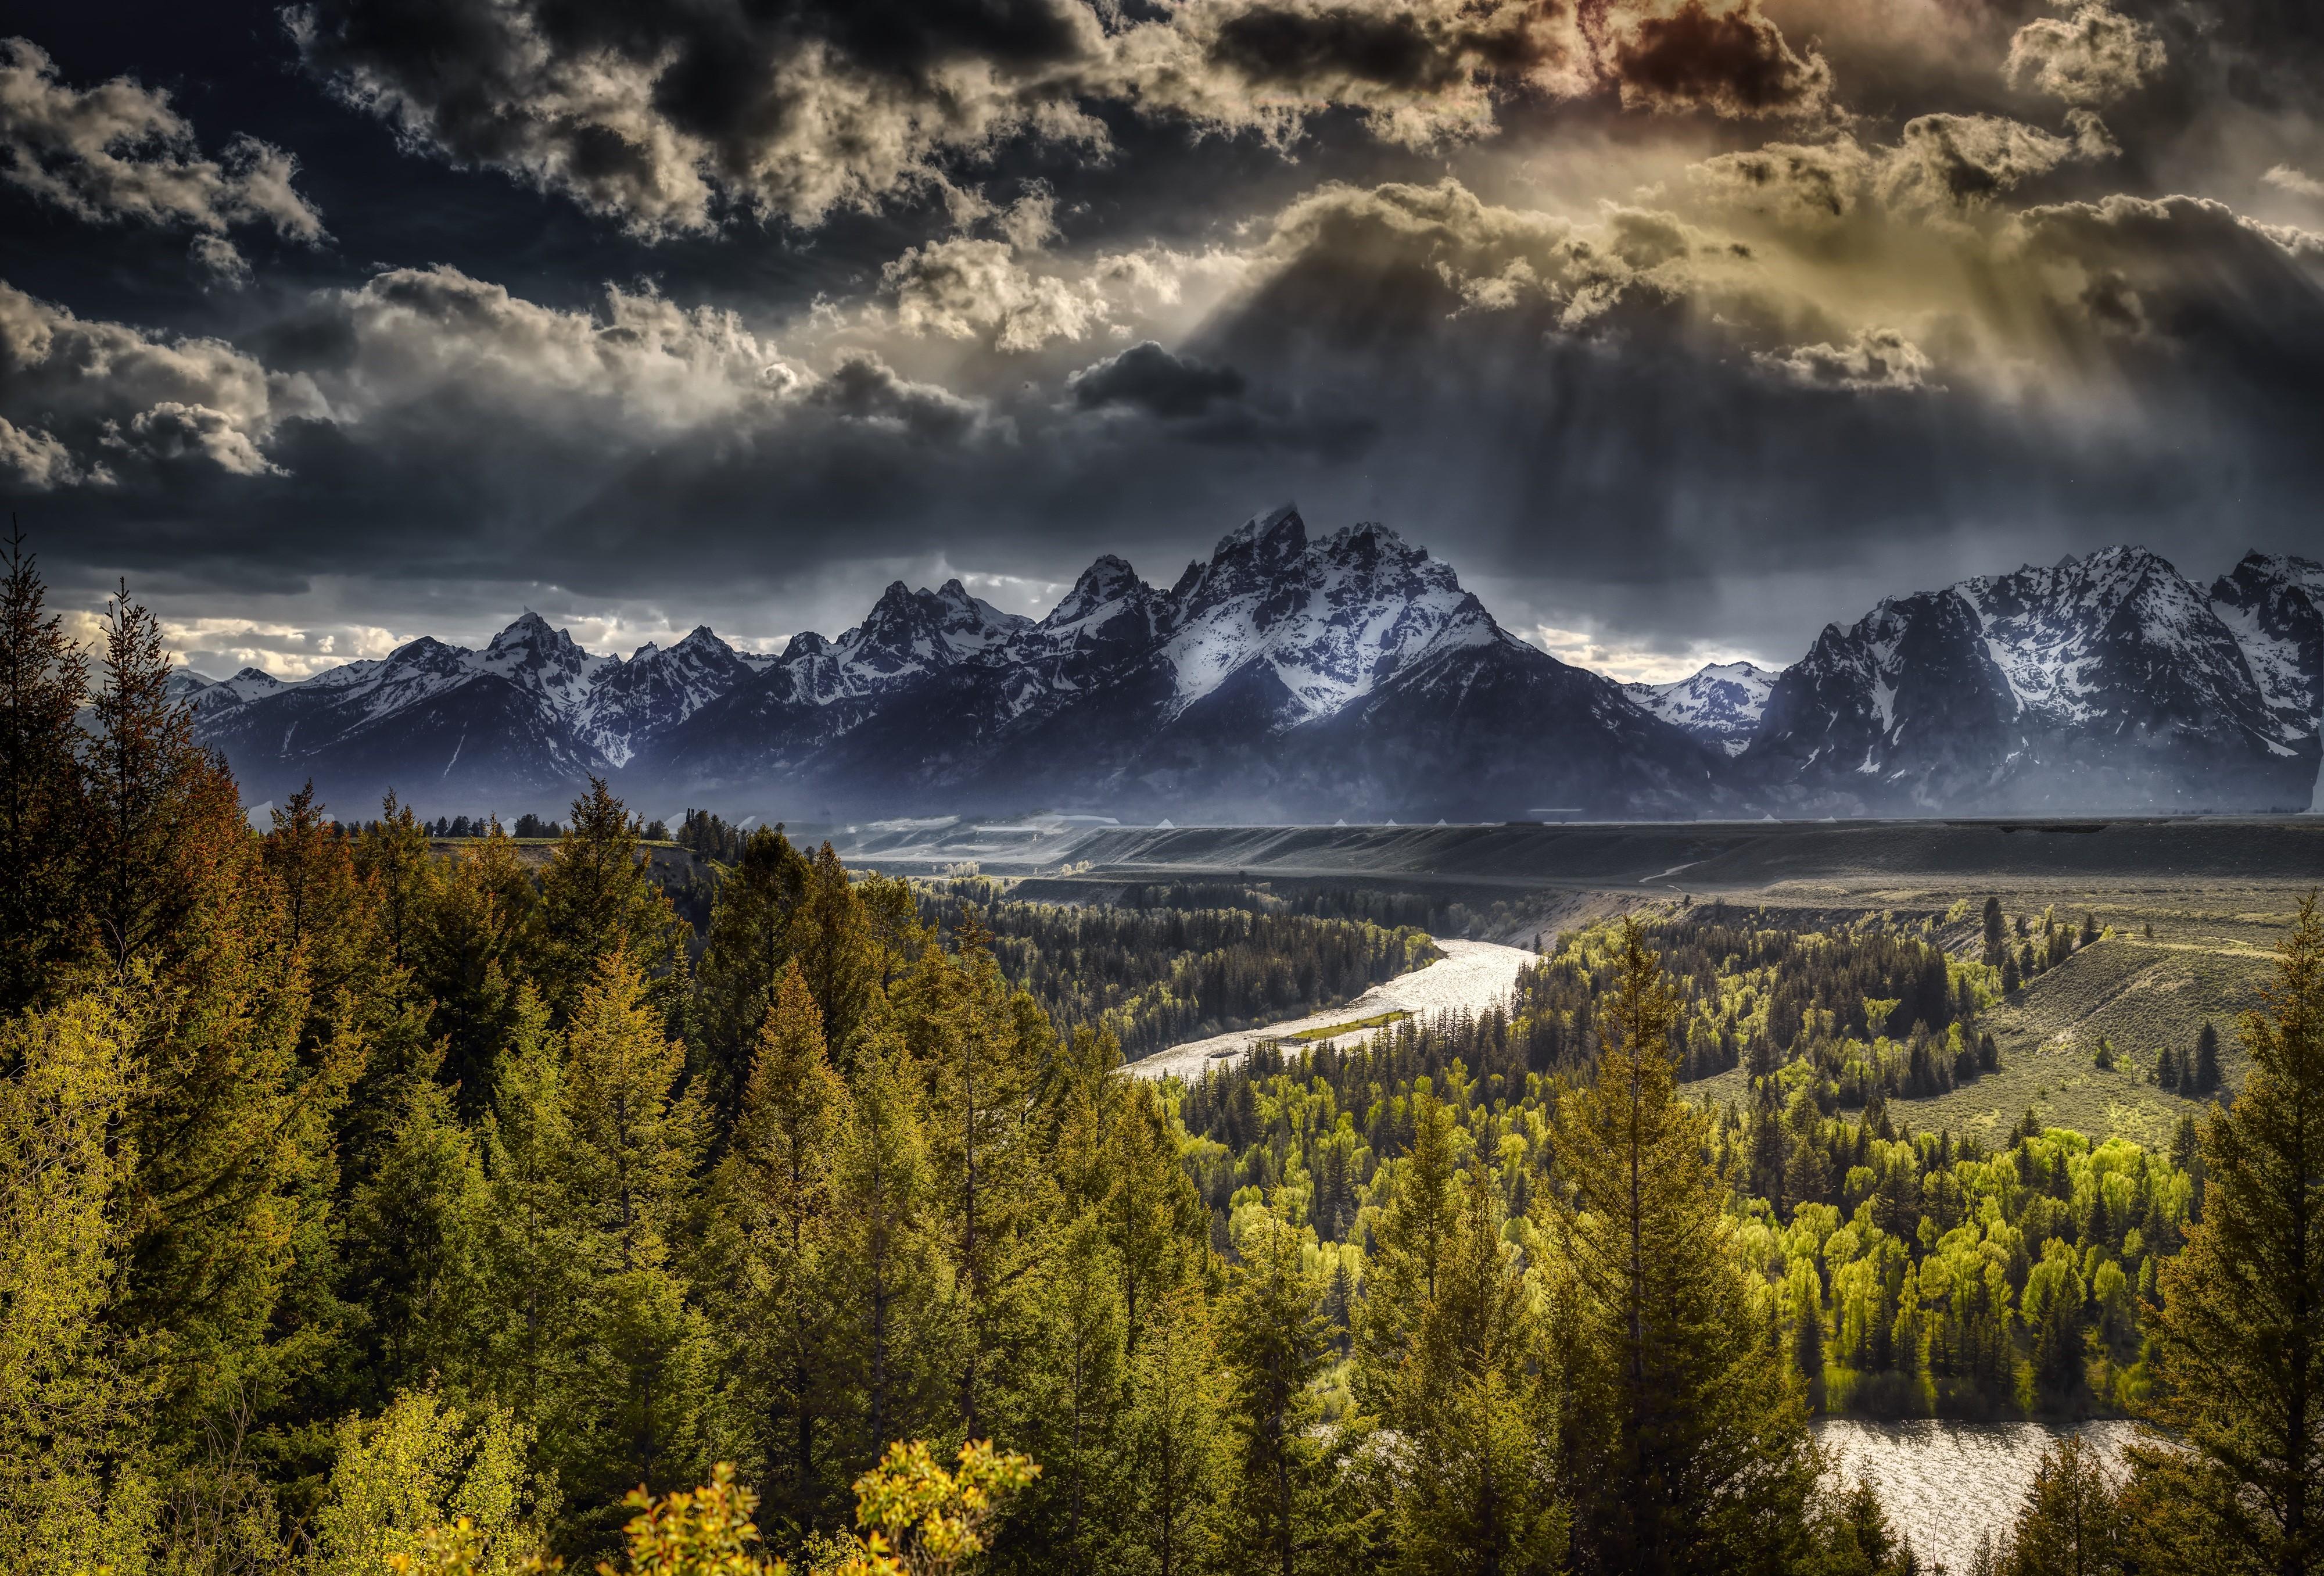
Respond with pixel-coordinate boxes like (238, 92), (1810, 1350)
(1813, 1418), (2144, 1574)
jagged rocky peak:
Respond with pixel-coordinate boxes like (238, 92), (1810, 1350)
(1045, 554), (1149, 627)
(2210, 550), (2324, 741)
(1171, 502), (1310, 615)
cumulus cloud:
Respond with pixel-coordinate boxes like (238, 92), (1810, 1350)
(0, 415), (107, 488)
(0, 38), (324, 247)
(1593, 0), (1833, 120)
(162, 615), (407, 679)
(1067, 341), (1248, 417)
(885, 236), (1110, 351)
(2264, 164), (2324, 200)
(1690, 112), (2116, 231)
(285, 0), (1830, 237)
(1877, 111), (2114, 209)
(0, 279), (295, 487)
(808, 351), (991, 443)
(306, 265), (809, 429)
(1754, 327), (1934, 390)
(2002, 3), (2165, 108)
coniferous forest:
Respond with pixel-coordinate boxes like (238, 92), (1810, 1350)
(6, 550), (2324, 1575)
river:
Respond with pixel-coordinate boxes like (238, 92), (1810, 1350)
(1814, 1418), (2144, 1572)
(1127, 937), (1537, 1082)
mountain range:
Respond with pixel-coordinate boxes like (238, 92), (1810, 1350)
(177, 508), (2324, 823)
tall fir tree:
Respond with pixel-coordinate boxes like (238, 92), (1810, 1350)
(709, 962), (848, 1531)
(0, 529), (88, 1013)
(0, 995), (156, 1568)
(1542, 917), (1820, 1575)
(1219, 1199), (1358, 1576)
(826, 1015), (944, 1470)
(2144, 893), (2324, 1575)
(686, 827), (812, 1127)
(1122, 1282), (1229, 1576)
(535, 781), (687, 1023)
(549, 949), (711, 1544)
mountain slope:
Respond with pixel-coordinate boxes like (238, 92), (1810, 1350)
(1624, 662), (1777, 757)
(1740, 548), (2318, 814)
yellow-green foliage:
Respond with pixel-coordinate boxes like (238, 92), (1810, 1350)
(314, 1387), (548, 1576)
(0, 995), (156, 1574)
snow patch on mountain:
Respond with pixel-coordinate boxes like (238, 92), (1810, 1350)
(1625, 661), (1778, 755)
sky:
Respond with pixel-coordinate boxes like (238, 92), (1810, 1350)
(3, 0), (2321, 685)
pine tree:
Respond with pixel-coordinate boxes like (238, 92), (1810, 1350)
(1383, 1169), (1565, 1576)
(339, 1074), (491, 1412)
(0, 528), (89, 1013)
(827, 1017), (944, 1470)
(901, 930), (1054, 1439)
(2194, 1021), (2222, 1097)
(1122, 1283), (1229, 1576)
(711, 962), (848, 1528)
(1983, 897), (2004, 968)
(552, 949), (712, 1536)
(536, 781), (686, 1022)
(1219, 1201), (1353, 1576)
(1354, 1083), (1464, 1396)
(2143, 894), (2324, 1574)
(687, 827), (812, 1127)
(85, 581), (240, 979)
(476, 985), (577, 1414)
(1543, 917), (1819, 1575)
(789, 842), (880, 1058)
(410, 821), (540, 1116)
(1997, 1434), (2124, 1575)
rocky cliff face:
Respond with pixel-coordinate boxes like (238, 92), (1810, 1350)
(1741, 548), (2321, 814)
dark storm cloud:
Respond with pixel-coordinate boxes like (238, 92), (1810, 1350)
(810, 351), (989, 443)
(1598, 0), (1832, 120)
(6, 0), (2324, 682)
(1067, 341), (1246, 417)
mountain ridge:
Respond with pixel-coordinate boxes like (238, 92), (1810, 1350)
(175, 515), (2324, 821)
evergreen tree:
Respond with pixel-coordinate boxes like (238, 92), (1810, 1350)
(85, 581), (240, 979)
(1219, 1201), (1354, 1576)
(687, 827), (812, 1126)
(551, 950), (712, 1542)
(1542, 917), (1819, 1575)
(339, 1074), (491, 1413)
(1382, 1169), (1565, 1576)
(827, 1017), (944, 1470)
(473, 983), (594, 1552)
(711, 962), (848, 1530)
(900, 930), (1054, 1439)
(409, 821), (540, 1116)
(1354, 1083), (1464, 1395)
(2143, 894), (2324, 1574)
(536, 781), (686, 1022)
(1997, 1434), (2124, 1575)
(1983, 897), (2005, 968)
(0, 529), (89, 1013)
(1122, 1282), (1229, 1576)
(2194, 1020), (2222, 1097)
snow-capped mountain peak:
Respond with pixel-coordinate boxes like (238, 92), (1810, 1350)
(1624, 661), (1778, 755)
(177, 515), (2324, 821)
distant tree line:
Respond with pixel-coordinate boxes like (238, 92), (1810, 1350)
(916, 877), (1440, 1062)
